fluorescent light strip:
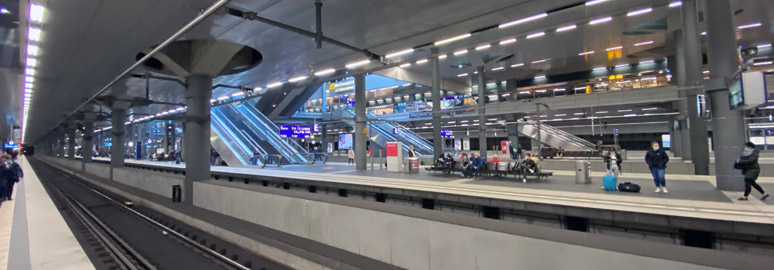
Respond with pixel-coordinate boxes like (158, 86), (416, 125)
(555, 114), (567, 117)
(438, 55), (447, 59)
(434, 33), (472, 46)
(314, 68), (335, 76)
(635, 41), (654, 46)
(457, 73), (468, 77)
(578, 51), (595, 56)
(29, 4), (45, 23)
(345, 59), (371, 69)
(590, 16), (613, 25)
(605, 46), (623, 51)
(27, 45), (38, 56)
(453, 49), (468, 55)
(519, 91), (530, 94)
(267, 82), (283, 88)
(498, 13), (548, 29)
(627, 7), (652, 17)
(288, 76), (308, 83)
(28, 27), (41, 41)
(534, 75), (546, 79)
(499, 38), (517, 45)
(585, 0), (611, 6)
(669, 1), (682, 8)
(738, 23), (762, 29)
(753, 61), (773, 66)
(416, 59), (429, 64)
(593, 66), (607, 71)
(757, 43), (772, 48)
(532, 59), (548, 64)
(615, 64), (629, 68)
(475, 44), (491, 51)
(491, 67), (504, 71)
(556, 25), (577, 32)
(385, 48), (415, 58)
(526, 32), (545, 39)
(399, 63), (411, 68)
(554, 88), (565, 92)
(639, 60), (654, 64)
(536, 89), (547, 93)
(511, 63), (524, 68)
(618, 109), (632, 112)
(642, 108), (658, 111)
(624, 114), (637, 117)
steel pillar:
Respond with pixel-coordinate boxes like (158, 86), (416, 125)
(477, 66), (487, 158)
(82, 120), (94, 163)
(681, 0), (710, 174)
(67, 124), (76, 159)
(354, 73), (367, 170)
(431, 48), (443, 157)
(111, 109), (126, 167)
(183, 75), (213, 203)
(704, 0), (746, 190)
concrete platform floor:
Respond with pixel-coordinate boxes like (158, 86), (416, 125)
(94, 157), (774, 226)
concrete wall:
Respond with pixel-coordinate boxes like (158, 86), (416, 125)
(193, 181), (717, 270)
(112, 167), (183, 199)
(84, 162), (110, 179)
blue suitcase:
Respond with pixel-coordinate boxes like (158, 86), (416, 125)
(603, 174), (617, 191)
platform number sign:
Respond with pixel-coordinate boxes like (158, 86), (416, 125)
(614, 128), (618, 135)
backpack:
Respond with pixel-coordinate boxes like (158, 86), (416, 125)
(618, 182), (641, 193)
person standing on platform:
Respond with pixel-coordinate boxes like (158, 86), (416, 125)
(408, 145), (416, 158)
(347, 148), (355, 165)
(1, 153), (22, 201)
(735, 142), (769, 201)
(645, 141), (669, 193)
(604, 147), (622, 179)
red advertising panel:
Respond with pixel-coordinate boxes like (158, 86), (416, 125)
(501, 141), (509, 154)
(386, 142), (399, 157)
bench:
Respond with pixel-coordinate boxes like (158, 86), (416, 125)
(512, 171), (553, 182)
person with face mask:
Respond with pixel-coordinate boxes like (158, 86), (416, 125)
(645, 141), (669, 193)
(734, 142), (768, 201)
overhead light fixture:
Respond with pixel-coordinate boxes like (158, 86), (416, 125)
(590, 16), (613, 25)
(526, 32), (545, 39)
(532, 59), (548, 64)
(475, 44), (491, 51)
(556, 25), (577, 32)
(267, 82), (283, 88)
(345, 59), (371, 69)
(700, 31), (706, 35)
(434, 33), (472, 46)
(231, 92), (245, 97)
(399, 63), (411, 68)
(26, 58), (37, 67)
(28, 27), (41, 41)
(642, 107), (658, 111)
(618, 109), (632, 112)
(416, 59), (429, 64)
(27, 45), (39, 56)
(593, 66), (607, 71)
(639, 60), (654, 64)
(578, 51), (595, 56)
(519, 91), (530, 94)
(288, 76), (308, 83)
(29, 4), (44, 23)
(635, 41), (654, 46)
(758, 43), (772, 48)
(25, 76), (34, 83)
(385, 48), (415, 58)
(491, 67), (504, 71)
(536, 89), (547, 93)
(555, 114), (567, 117)
(534, 75), (546, 79)
(438, 55), (447, 59)
(738, 23), (762, 29)
(253, 86), (263, 92)
(511, 63), (524, 68)
(25, 68), (35, 76)
(554, 88), (565, 92)
(209, 99), (216, 103)
(457, 73), (468, 77)
(498, 13), (548, 29)
(499, 38), (517, 45)
(627, 7), (652, 17)
(25, 83), (33, 88)
(624, 114), (637, 117)
(605, 46), (623, 51)
(669, 1), (682, 8)
(753, 61), (773, 66)
(314, 68), (336, 76)
(453, 49), (468, 55)
(585, 0), (611, 6)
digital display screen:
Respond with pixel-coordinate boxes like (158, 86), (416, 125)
(105, 142), (112, 147)
(442, 129), (453, 138)
(338, 133), (353, 149)
(280, 125), (312, 138)
(728, 78), (743, 109)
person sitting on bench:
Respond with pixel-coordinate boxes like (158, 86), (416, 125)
(514, 153), (540, 181)
(443, 154), (454, 170)
(434, 154), (446, 168)
(469, 152), (484, 178)
(459, 153), (471, 178)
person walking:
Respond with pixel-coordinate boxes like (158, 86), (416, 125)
(735, 142), (769, 201)
(645, 141), (669, 193)
(347, 148), (355, 165)
(1, 153), (22, 201)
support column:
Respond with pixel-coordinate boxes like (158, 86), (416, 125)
(667, 54), (682, 158)
(57, 128), (65, 157)
(184, 75), (213, 203)
(111, 109), (126, 168)
(67, 124), (76, 159)
(506, 79), (517, 101)
(681, 0), (710, 174)
(320, 124), (328, 154)
(431, 48), (443, 157)
(671, 117), (682, 158)
(354, 73), (367, 170)
(82, 120), (94, 164)
(476, 66), (487, 159)
(704, 0), (746, 190)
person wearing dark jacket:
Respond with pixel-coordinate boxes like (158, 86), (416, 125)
(469, 153), (484, 178)
(1, 156), (22, 200)
(645, 141), (669, 193)
(735, 142), (769, 201)
(604, 148), (623, 179)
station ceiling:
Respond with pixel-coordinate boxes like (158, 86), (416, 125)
(3, 0), (773, 144)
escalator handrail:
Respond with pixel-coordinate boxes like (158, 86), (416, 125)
(234, 104), (309, 163)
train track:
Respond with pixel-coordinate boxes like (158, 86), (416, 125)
(31, 160), (281, 270)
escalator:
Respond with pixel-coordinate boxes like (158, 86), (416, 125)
(338, 109), (434, 156)
(517, 120), (596, 151)
(210, 102), (310, 167)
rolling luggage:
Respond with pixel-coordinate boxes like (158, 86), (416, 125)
(618, 182), (641, 193)
(603, 174), (617, 191)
